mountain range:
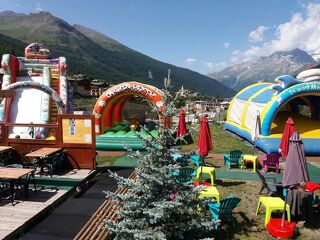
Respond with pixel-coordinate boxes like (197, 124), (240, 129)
(208, 48), (316, 91)
(0, 10), (235, 97)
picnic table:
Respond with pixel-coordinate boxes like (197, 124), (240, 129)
(25, 148), (62, 176)
(0, 167), (34, 204)
(25, 148), (62, 158)
(0, 146), (13, 152)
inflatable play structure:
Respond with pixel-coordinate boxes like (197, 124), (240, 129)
(0, 43), (72, 139)
(225, 70), (320, 155)
(93, 81), (166, 150)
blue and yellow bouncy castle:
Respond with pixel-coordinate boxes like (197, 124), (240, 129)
(225, 73), (320, 155)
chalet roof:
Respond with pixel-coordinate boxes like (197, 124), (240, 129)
(90, 80), (108, 86)
(68, 77), (85, 81)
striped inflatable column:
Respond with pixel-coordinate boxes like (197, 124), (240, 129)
(58, 57), (68, 111)
(0, 54), (19, 121)
(41, 67), (51, 123)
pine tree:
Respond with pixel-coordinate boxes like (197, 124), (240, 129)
(105, 71), (218, 239)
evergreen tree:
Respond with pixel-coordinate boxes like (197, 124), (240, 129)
(105, 71), (218, 239)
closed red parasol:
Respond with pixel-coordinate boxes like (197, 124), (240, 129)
(176, 108), (188, 138)
(197, 116), (213, 157)
(279, 117), (296, 158)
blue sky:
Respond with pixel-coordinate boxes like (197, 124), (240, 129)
(1, 0), (320, 74)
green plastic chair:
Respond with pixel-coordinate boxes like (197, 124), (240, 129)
(208, 196), (241, 229)
(173, 167), (195, 184)
(223, 150), (242, 170)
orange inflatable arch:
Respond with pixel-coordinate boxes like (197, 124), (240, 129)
(93, 82), (168, 135)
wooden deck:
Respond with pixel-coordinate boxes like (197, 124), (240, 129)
(0, 169), (94, 239)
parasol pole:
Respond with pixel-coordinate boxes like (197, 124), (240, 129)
(253, 140), (256, 155)
(253, 136), (259, 155)
(281, 188), (288, 227)
(179, 133), (182, 154)
(199, 154), (204, 184)
(252, 111), (260, 156)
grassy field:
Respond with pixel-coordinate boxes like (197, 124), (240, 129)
(95, 123), (320, 239)
(96, 155), (119, 167)
(96, 152), (320, 239)
(201, 159), (320, 240)
(181, 123), (253, 154)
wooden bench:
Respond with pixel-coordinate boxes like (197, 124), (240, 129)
(74, 171), (136, 240)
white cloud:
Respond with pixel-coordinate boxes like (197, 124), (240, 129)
(249, 25), (269, 43)
(36, 3), (43, 11)
(230, 50), (241, 62)
(223, 42), (230, 48)
(205, 62), (214, 69)
(232, 3), (320, 63)
(205, 61), (226, 70)
(185, 58), (197, 65)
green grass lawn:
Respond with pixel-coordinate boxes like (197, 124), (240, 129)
(181, 123), (253, 154)
(206, 159), (320, 240)
(96, 155), (119, 167)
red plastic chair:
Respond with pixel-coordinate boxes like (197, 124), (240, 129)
(305, 181), (320, 193)
(263, 154), (280, 174)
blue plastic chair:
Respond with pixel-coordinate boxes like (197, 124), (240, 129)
(190, 155), (203, 168)
(223, 150), (242, 170)
(172, 167), (195, 184)
(208, 196), (241, 229)
(171, 154), (202, 172)
(171, 154), (182, 160)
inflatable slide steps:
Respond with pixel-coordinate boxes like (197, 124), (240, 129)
(104, 121), (130, 133)
(96, 130), (158, 151)
(96, 142), (147, 151)
(49, 77), (58, 124)
(97, 130), (158, 139)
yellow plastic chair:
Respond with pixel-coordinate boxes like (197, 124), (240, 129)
(199, 186), (220, 202)
(195, 166), (215, 185)
(241, 154), (258, 172)
(256, 196), (291, 225)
